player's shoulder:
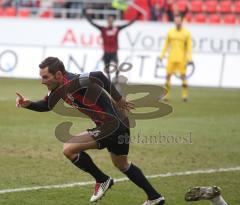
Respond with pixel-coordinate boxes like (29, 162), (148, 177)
(66, 71), (79, 79)
(182, 27), (191, 35)
(79, 72), (90, 78)
(167, 28), (176, 36)
(88, 71), (105, 77)
(169, 28), (176, 33)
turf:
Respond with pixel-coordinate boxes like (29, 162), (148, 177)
(0, 78), (240, 205)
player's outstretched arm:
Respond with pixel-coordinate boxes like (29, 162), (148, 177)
(16, 92), (50, 112)
(84, 9), (102, 30)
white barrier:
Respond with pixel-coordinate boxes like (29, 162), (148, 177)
(0, 18), (240, 88)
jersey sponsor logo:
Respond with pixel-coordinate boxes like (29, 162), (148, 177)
(66, 93), (81, 109)
(88, 130), (101, 138)
(106, 28), (118, 36)
(67, 93), (74, 101)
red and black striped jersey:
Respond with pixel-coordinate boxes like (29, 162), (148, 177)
(85, 15), (137, 53)
(27, 71), (123, 126)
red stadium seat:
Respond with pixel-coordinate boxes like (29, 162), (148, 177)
(135, 0), (148, 8)
(208, 14), (221, 23)
(123, 0), (150, 20)
(219, 1), (232, 14)
(4, 7), (17, 17)
(18, 9), (30, 17)
(177, 0), (187, 12)
(0, 7), (4, 16)
(194, 13), (206, 23)
(185, 13), (192, 22)
(134, 0), (150, 20)
(40, 9), (54, 18)
(223, 14), (236, 24)
(191, 0), (203, 13)
(235, 1), (240, 14)
(205, 0), (218, 13)
(123, 7), (138, 20)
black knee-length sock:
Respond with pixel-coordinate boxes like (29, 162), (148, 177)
(123, 163), (161, 200)
(72, 151), (109, 183)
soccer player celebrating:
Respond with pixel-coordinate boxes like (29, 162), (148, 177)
(85, 10), (139, 81)
(16, 57), (165, 205)
(160, 14), (193, 102)
(185, 186), (228, 205)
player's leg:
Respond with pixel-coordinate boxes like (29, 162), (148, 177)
(63, 131), (111, 187)
(111, 52), (123, 93)
(180, 73), (188, 102)
(211, 196), (228, 205)
(164, 61), (173, 101)
(108, 125), (165, 205)
(180, 62), (188, 102)
(110, 153), (165, 205)
(113, 52), (119, 82)
(63, 131), (97, 160)
(65, 128), (116, 203)
(165, 74), (172, 101)
(103, 52), (111, 80)
(185, 186), (228, 205)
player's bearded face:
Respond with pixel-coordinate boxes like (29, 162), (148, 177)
(107, 16), (114, 27)
(174, 16), (182, 29)
(40, 68), (61, 91)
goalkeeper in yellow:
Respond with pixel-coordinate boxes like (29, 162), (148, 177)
(160, 14), (193, 102)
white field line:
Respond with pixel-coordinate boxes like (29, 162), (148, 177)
(0, 166), (240, 194)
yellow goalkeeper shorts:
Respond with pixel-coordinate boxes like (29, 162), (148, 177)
(166, 61), (186, 75)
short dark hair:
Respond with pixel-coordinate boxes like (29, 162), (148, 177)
(107, 15), (115, 19)
(174, 13), (183, 20)
(39, 57), (66, 75)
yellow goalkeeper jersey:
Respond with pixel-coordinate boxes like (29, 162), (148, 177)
(160, 27), (192, 63)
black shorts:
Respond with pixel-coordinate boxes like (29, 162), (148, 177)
(103, 52), (118, 68)
(87, 120), (130, 155)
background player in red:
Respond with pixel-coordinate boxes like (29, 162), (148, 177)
(85, 10), (139, 81)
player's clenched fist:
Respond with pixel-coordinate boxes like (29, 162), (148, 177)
(16, 92), (31, 108)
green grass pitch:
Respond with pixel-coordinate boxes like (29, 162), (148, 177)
(0, 78), (240, 205)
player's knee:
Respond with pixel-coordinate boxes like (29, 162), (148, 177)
(113, 161), (130, 171)
(63, 144), (74, 160)
(181, 74), (186, 80)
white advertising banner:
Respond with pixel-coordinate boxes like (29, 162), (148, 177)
(0, 18), (240, 88)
